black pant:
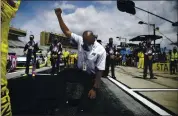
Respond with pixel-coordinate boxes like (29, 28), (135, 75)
(143, 58), (153, 78)
(74, 59), (77, 68)
(176, 60), (178, 72)
(25, 53), (36, 74)
(170, 61), (177, 74)
(51, 55), (60, 74)
(57, 68), (94, 115)
(64, 57), (69, 68)
(104, 57), (115, 78)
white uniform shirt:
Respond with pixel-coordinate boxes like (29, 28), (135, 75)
(71, 33), (106, 74)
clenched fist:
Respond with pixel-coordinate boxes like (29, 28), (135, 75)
(54, 8), (62, 16)
(88, 89), (96, 99)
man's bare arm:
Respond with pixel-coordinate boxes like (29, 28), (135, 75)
(93, 70), (103, 88)
(55, 8), (71, 38)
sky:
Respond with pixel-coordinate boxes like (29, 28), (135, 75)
(11, 0), (178, 49)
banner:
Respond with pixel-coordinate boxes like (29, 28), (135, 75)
(153, 63), (169, 72)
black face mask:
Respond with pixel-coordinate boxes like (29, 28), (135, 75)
(82, 43), (89, 51)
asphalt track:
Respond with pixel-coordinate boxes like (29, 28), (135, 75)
(8, 68), (160, 116)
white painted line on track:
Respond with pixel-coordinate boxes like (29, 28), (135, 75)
(8, 71), (19, 74)
(31, 74), (58, 75)
(131, 88), (178, 91)
(8, 70), (24, 74)
(108, 77), (171, 116)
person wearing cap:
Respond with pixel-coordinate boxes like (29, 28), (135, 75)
(1, 0), (21, 115)
(170, 47), (178, 74)
(49, 38), (63, 75)
(55, 8), (106, 115)
(143, 39), (155, 79)
(104, 38), (116, 79)
(23, 35), (39, 76)
(137, 42), (144, 69)
(137, 50), (144, 69)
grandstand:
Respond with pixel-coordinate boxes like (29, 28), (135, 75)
(8, 27), (27, 56)
(40, 31), (77, 49)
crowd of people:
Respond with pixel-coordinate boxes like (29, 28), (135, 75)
(102, 41), (178, 75)
(46, 39), (78, 75)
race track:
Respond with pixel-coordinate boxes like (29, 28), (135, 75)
(8, 69), (159, 116)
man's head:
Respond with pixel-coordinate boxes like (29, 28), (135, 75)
(53, 38), (58, 44)
(109, 38), (113, 44)
(82, 31), (96, 45)
(30, 35), (34, 41)
(82, 31), (96, 51)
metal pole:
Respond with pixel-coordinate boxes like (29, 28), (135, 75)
(177, 26), (178, 47)
(177, 32), (178, 47)
(153, 24), (156, 47)
(135, 6), (175, 24)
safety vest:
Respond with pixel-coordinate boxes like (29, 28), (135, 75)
(138, 52), (144, 58)
(1, 0), (21, 53)
(63, 51), (69, 58)
(140, 52), (144, 58)
(171, 52), (178, 61)
(74, 54), (78, 59)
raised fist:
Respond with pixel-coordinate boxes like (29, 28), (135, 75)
(54, 8), (62, 16)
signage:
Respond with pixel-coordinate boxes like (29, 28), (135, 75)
(153, 63), (169, 72)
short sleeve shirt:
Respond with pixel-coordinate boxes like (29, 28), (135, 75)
(70, 33), (106, 74)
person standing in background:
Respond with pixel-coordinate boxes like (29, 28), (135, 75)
(1, 0), (21, 115)
(137, 50), (144, 69)
(23, 35), (39, 77)
(49, 38), (63, 75)
(63, 49), (70, 68)
(170, 47), (178, 74)
(104, 38), (116, 79)
(143, 39), (155, 79)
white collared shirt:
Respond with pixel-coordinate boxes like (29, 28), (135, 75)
(71, 33), (106, 74)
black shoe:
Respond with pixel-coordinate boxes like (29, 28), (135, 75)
(102, 76), (108, 78)
(150, 75), (157, 79)
(112, 76), (116, 79)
